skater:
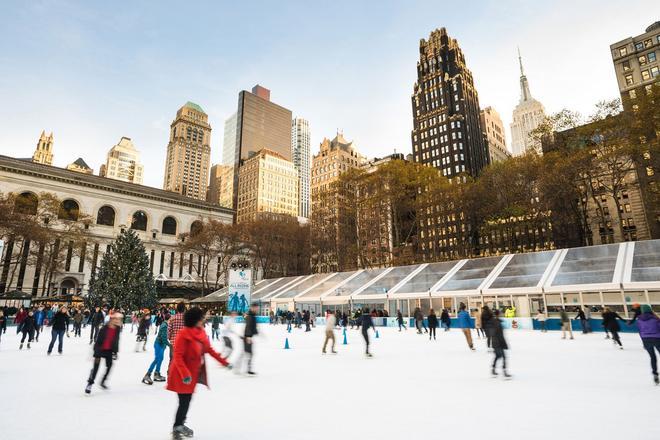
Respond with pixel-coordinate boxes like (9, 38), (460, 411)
(458, 304), (475, 350)
(440, 309), (451, 331)
(602, 307), (625, 349)
(14, 307), (27, 334)
(73, 309), (83, 337)
(136, 311), (151, 352)
(143, 313), (171, 385)
(414, 307), (424, 334)
(0, 310), (6, 345)
(19, 310), (36, 349)
(636, 305), (660, 385)
(239, 303), (259, 375)
(396, 310), (407, 331)
(88, 306), (104, 344)
(85, 312), (122, 394)
(628, 303), (642, 325)
(481, 306), (493, 347)
(47, 306), (69, 355)
(131, 312), (138, 333)
(222, 311), (237, 358)
(575, 307), (588, 334)
(428, 309), (438, 340)
(285, 311), (292, 332)
(34, 306), (45, 342)
(535, 309), (547, 332)
(211, 312), (221, 340)
(474, 308), (485, 339)
(583, 307), (592, 333)
(490, 310), (511, 379)
(167, 307), (230, 439)
(560, 308), (573, 340)
(322, 310), (337, 354)
(361, 307), (375, 357)
(304, 310), (311, 332)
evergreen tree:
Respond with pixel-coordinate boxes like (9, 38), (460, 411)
(87, 229), (157, 311)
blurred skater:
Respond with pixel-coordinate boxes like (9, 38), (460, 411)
(88, 306), (104, 344)
(428, 309), (438, 340)
(602, 307), (625, 349)
(85, 312), (122, 394)
(19, 310), (36, 350)
(222, 311), (237, 358)
(458, 303), (475, 351)
(440, 309), (451, 332)
(474, 308), (485, 339)
(490, 309), (511, 379)
(167, 307), (230, 439)
(635, 305), (660, 385)
(136, 312), (151, 352)
(143, 313), (171, 385)
(536, 309), (547, 332)
(361, 307), (375, 357)
(560, 308), (574, 340)
(211, 312), (221, 340)
(396, 310), (407, 331)
(481, 306), (493, 347)
(322, 310), (337, 354)
(236, 304), (258, 375)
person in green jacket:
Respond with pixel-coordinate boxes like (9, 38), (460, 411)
(143, 313), (171, 384)
(211, 312), (222, 340)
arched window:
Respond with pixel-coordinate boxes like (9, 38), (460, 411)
(162, 216), (177, 235)
(190, 220), (203, 236)
(14, 192), (38, 215)
(130, 211), (148, 231)
(58, 199), (80, 221)
(96, 206), (115, 226)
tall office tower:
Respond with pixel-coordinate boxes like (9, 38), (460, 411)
(411, 27), (489, 179)
(480, 107), (510, 163)
(510, 50), (546, 156)
(610, 21), (659, 239)
(99, 136), (144, 184)
(291, 117), (311, 218)
(163, 102), (212, 200)
(32, 131), (54, 165)
(207, 163), (233, 208)
(228, 85), (292, 210)
(236, 149), (299, 224)
(411, 28), (489, 260)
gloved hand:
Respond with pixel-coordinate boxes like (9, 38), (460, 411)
(182, 376), (192, 384)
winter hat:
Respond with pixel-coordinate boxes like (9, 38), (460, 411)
(641, 304), (652, 314)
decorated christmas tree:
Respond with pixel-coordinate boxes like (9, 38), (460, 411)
(87, 229), (157, 311)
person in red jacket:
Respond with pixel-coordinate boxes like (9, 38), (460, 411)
(167, 307), (231, 439)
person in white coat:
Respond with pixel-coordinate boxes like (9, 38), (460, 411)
(322, 311), (337, 354)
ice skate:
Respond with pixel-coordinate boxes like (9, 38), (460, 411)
(171, 426), (186, 440)
(491, 367), (498, 377)
(142, 373), (153, 385)
(654, 374), (659, 385)
(180, 425), (194, 437)
(84, 384), (92, 394)
(365, 352), (373, 358)
(27, 342), (31, 349)
(19, 343), (23, 350)
(503, 370), (512, 380)
(153, 372), (166, 382)
(100, 382), (109, 390)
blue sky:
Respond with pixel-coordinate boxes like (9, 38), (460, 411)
(0, 0), (656, 188)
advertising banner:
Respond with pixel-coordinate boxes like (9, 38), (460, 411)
(227, 268), (252, 314)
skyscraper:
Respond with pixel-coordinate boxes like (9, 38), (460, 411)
(227, 85), (292, 210)
(480, 107), (510, 163)
(99, 136), (144, 184)
(206, 163), (233, 208)
(291, 117), (311, 218)
(411, 27), (489, 179)
(510, 50), (546, 156)
(32, 131), (53, 165)
(163, 102), (212, 200)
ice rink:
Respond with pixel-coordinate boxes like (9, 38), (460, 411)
(0, 323), (658, 440)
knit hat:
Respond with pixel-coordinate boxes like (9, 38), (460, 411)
(641, 304), (652, 314)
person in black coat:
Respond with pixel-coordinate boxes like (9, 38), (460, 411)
(427, 309), (439, 341)
(86, 313), (122, 394)
(19, 310), (36, 349)
(89, 306), (105, 344)
(602, 307), (625, 349)
(360, 308), (375, 357)
(575, 309), (587, 334)
(481, 306), (494, 348)
(440, 309), (451, 331)
(396, 310), (407, 332)
(491, 309), (511, 378)
(48, 307), (70, 355)
(238, 303), (259, 375)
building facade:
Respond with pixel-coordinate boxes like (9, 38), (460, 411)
(291, 117), (311, 218)
(32, 131), (53, 165)
(510, 51), (546, 156)
(99, 136), (144, 184)
(480, 107), (510, 163)
(227, 85), (292, 211)
(163, 102), (212, 200)
(610, 21), (660, 240)
(206, 164), (233, 209)
(0, 155), (233, 296)
(236, 149), (298, 224)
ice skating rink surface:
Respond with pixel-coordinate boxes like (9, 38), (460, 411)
(0, 324), (658, 440)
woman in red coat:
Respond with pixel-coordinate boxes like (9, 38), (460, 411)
(167, 307), (230, 439)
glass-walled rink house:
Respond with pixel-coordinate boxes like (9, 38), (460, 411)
(240, 240), (660, 318)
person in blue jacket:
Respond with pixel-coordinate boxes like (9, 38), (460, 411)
(457, 303), (475, 351)
(34, 306), (45, 342)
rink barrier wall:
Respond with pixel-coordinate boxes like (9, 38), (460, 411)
(532, 318), (639, 333)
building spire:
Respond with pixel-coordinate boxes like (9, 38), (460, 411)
(517, 47), (532, 103)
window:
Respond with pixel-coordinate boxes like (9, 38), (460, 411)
(639, 55), (647, 65)
(649, 52), (657, 62)
(629, 89), (637, 99)
(625, 74), (634, 86)
(642, 70), (651, 81)
(190, 220), (203, 236)
(635, 42), (644, 51)
(131, 211), (148, 231)
(14, 192), (38, 215)
(644, 39), (652, 48)
(619, 47), (627, 56)
(651, 66), (659, 78)
(162, 216), (177, 235)
(58, 199), (79, 221)
(96, 206), (115, 226)
(622, 60), (630, 71)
